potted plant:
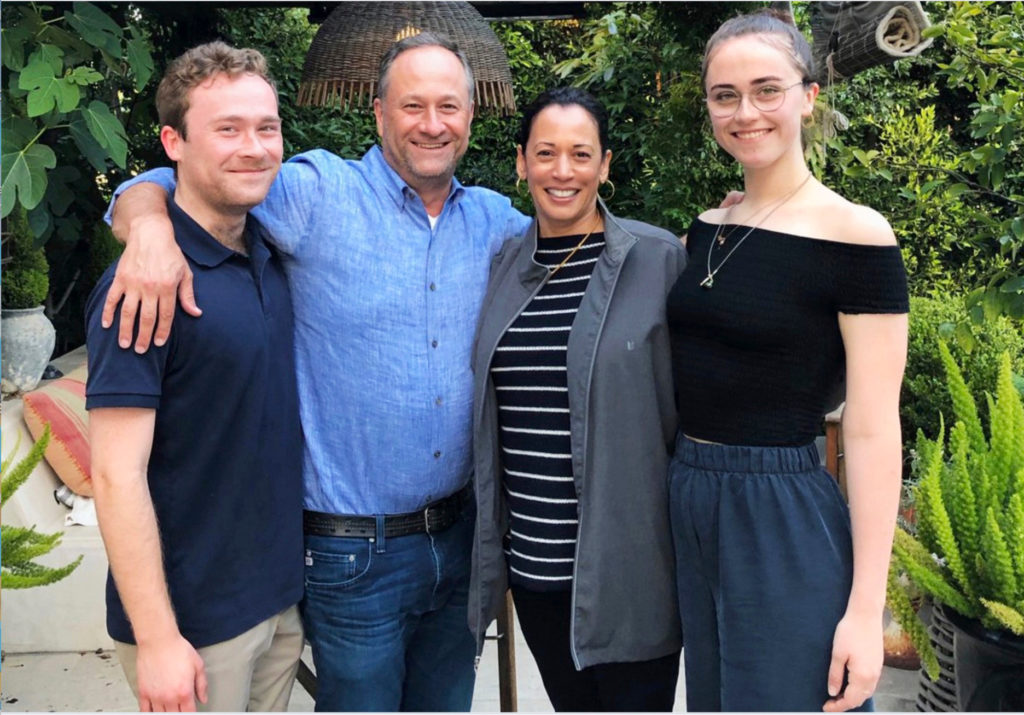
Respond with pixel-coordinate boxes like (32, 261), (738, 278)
(1, 425), (82, 588)
(888, 341), (1024, 711)
(2, 208), (55, 395)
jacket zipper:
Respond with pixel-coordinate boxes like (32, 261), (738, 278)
(474, 269), (548, 664)
(568, 220), (636, 671)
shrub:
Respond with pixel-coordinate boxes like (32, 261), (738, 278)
(2, 208), (50, 309)
(902, 292), (1024, 467)
(86, 222), (124, 287)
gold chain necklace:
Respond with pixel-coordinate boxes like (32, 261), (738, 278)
(700, 173), (812, 289)
(546, 212), (603, 278)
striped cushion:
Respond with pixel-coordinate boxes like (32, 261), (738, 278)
(22, 365), (92, 496)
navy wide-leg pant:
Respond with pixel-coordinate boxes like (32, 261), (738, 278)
(668, 435), (873, 712)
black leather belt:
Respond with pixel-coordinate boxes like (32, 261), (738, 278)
(303, 485), (471, 538)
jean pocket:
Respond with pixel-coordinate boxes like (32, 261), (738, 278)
(304, 539), (373, 590)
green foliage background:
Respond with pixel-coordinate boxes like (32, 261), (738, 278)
(2, 2), (1020, 460)
(904, 292), (1024, 466)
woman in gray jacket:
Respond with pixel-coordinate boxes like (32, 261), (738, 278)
(469, 88), (686, 711)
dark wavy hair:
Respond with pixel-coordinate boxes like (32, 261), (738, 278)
(516, 87), (610, 155)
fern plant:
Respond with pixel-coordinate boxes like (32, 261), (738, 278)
(889, 342), (1024, 678)
(1, 425), (83, 588)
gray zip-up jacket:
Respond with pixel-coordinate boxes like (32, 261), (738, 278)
(469, 203), (686, 669)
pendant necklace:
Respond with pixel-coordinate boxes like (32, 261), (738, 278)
(546, 212), (602, 279)
(700, 173), (813, 289)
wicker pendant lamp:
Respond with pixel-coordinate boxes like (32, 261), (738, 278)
(810, 1), (934, 82)
(297, 1), (515, 114)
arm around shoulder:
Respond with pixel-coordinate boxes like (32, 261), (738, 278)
(105, 180), (197, 354)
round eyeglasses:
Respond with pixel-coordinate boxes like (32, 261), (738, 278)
(705, 81), (807, 119)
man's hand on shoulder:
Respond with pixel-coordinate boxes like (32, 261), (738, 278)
(105, 184), (201, 352)
(135, 633), (208, 712)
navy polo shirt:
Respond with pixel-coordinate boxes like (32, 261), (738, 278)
(85, 199), (304, 648)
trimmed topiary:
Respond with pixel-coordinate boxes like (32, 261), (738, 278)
(2, 209), (50, 309)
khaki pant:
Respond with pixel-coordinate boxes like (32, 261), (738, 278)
(115, 604), (303, 712)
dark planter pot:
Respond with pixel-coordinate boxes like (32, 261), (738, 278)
(946, 607), (1024, 711)
(915, 602), (958, 711)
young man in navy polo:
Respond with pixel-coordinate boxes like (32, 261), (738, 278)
(85, 42), (303, 712)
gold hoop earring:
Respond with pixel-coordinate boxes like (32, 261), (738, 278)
(516, 177), (529, 198)
(598, 179), (615, 203)
(802, 113), (816, 129)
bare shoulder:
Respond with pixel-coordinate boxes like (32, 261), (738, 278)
(817, 189), (897, 246)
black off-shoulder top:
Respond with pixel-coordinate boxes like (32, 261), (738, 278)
(666, 217), (909, 446)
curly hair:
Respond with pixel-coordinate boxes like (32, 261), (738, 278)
(156, 41), (277, 138)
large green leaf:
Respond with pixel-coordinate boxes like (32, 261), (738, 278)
(1, 117), (36, 150)
(31, 43), (65, 73)
(54, 213), (84, 245)
(125, 36), (154, 91)
(1000, 275), (1024, 294)
(35, 22), (94, 64)
(80, 100), (127, 168)
(1, 141), (56, 217)
(18, 57), (81, 117)
(27, 204), (53, 240)
(69, 117), (109, 172)
(2, 21), (35, 72)
(64, 3), (122, 59)
(42, 165), (81, 217)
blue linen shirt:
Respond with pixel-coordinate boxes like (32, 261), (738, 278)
(109, 146), (529, 514)
(86, 200), (304, 647)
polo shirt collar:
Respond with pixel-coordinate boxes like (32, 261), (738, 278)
(168, 198), (271, 267)
(362, 144), (466, 213)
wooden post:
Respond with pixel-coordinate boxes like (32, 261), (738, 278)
(496, 589), (519, 711)
(824, 404), (847, 499)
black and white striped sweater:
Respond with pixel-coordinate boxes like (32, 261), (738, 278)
(491, 231), (605, 591)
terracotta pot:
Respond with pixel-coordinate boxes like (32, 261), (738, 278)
(883, 605), (921, 670)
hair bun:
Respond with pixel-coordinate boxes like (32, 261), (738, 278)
(763, 7), (797, 27)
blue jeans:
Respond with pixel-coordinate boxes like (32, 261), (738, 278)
(300, 506), (477, 712)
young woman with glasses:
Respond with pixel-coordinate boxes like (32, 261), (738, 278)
(665, 9), (909, 712)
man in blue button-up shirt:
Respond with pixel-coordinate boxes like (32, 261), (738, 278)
(104, 33), (530, 711)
